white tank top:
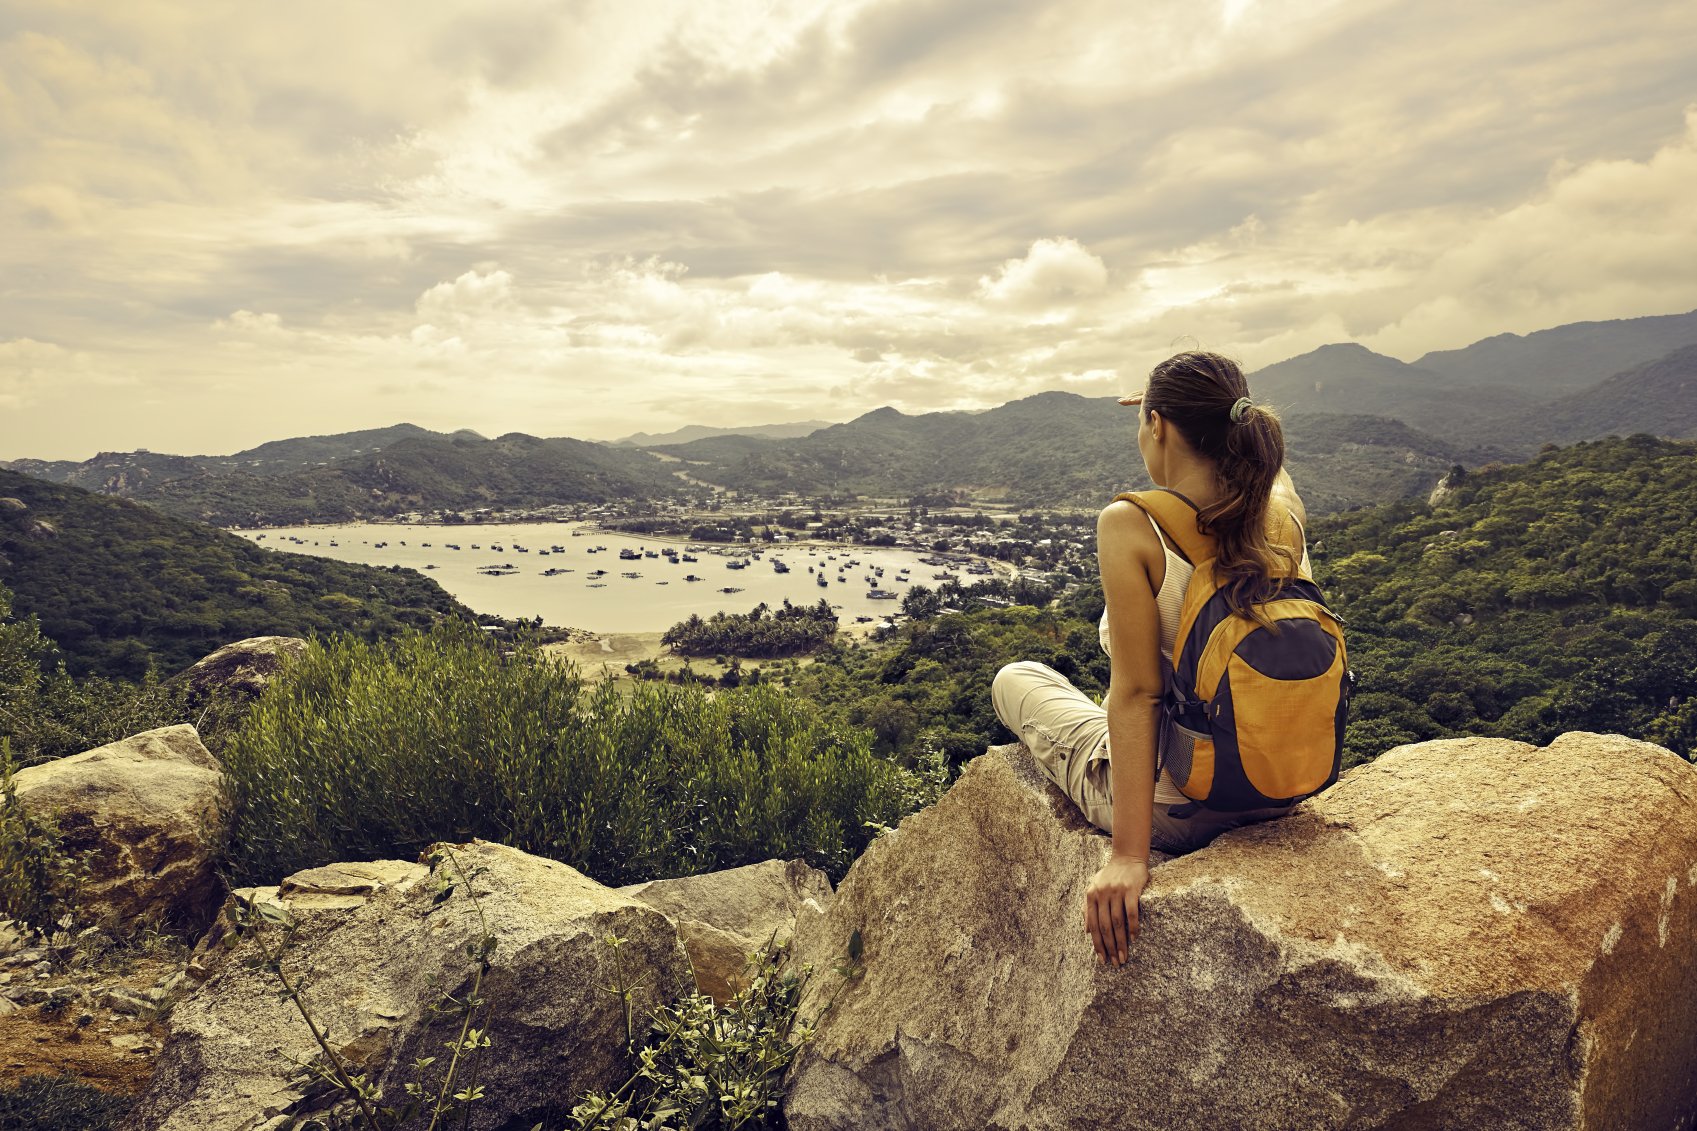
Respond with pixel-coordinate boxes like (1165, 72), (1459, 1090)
(1097, 509), (1311, 805)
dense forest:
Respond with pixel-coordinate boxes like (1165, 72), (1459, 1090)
(0, 470), (469, 679)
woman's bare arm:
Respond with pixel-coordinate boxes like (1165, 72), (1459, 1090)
(1090, 501), (1165, 966)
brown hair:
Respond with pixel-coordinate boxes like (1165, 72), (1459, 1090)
(1143, 351), (1296, 623)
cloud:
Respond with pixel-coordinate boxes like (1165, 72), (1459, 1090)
(3, 0), (1697, 457)
(978, 238), (1108, 309)
(0, 339), (75, 410)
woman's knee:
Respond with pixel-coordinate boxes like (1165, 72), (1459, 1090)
(991, 660), (1050, 727)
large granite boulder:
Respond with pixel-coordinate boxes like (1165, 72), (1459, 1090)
(784, 734), (1697, 1131)
(135, 840), (695, 1131)
(621, 858), (834, 1002)
(11, 725), (223, 929)
(176, 636), (309, 704)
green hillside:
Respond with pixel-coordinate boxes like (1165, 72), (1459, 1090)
(195, 422), (443, 474)
(0, 470), (471, 679)
(1311, 434), (1697, 760)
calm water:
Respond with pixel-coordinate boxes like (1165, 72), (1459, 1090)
(233, 522), (998, 632)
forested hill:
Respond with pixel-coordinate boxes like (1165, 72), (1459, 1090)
(2, 428), (691, 527)
(1312, 433), (1697, 760)
(0, 470), (471, 679)
(656, 392), (1492, 512)
(130, 432), (692, 526)
(1, 423), (445, 488)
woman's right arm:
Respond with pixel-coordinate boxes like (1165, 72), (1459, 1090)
(1088, 501), (1165, 967)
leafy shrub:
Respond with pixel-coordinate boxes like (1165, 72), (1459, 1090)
(219, 621), (916, 886)
(569, 940), (826, 1131)
(0, 1075), (132, 1131)
(0, 743), (88, 931)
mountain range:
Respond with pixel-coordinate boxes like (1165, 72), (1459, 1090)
(612, 420), (836, 447)
(5, 309), (1696, 520)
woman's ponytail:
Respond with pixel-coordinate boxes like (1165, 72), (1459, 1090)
(1142, 353), (1296, 624)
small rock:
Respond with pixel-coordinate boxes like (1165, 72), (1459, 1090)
(110, 1033), (148, 1052)
(101, 989), (152, 1015)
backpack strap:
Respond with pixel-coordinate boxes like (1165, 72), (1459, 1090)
(1113, 490), (1215, 566)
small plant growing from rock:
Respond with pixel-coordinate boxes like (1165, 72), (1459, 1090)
(232, 844), (497, 1130)
(567, 932), (861, 1131)
(0, 739), (90, 933)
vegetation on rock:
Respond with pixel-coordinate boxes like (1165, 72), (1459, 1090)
(0, 1074), (132, 1131)
(0, 745), (89, 931)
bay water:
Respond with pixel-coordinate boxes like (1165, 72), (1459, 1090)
(234, 522), (997, 633)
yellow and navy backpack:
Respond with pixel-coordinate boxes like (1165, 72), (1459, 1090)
(1116, 490), (1355, 812)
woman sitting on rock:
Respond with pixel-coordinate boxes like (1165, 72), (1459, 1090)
(992, 350), (1314, 968)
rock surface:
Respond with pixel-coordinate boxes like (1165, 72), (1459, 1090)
(784, 734), (1697, 1131)
(135, 840), (695, 1131)
(622, 858), (834, 1002)
(11, 725), (223, 930)
(176, 636), (309, 704)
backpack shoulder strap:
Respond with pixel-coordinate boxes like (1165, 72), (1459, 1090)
(1113, 489), (1215, 566)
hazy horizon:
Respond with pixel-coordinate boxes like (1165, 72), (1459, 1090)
(5, 1), (1697, 461)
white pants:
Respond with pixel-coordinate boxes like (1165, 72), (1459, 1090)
(991, 660), (1289, 855)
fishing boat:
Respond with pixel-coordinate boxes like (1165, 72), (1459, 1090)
(868, 589), (899, 600)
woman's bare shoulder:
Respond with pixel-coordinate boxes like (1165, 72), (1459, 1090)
(1098, 499), (1162, 585)
(1273, 467), (1308, 527)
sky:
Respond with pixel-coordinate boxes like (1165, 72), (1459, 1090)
(3, 0), (1697, 461)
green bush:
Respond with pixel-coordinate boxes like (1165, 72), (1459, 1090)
(219, 621), (916, 886)
(0, 744), (87, 931)
(569, 939), (825, 1131)
(0, 1075), (132, 1131)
